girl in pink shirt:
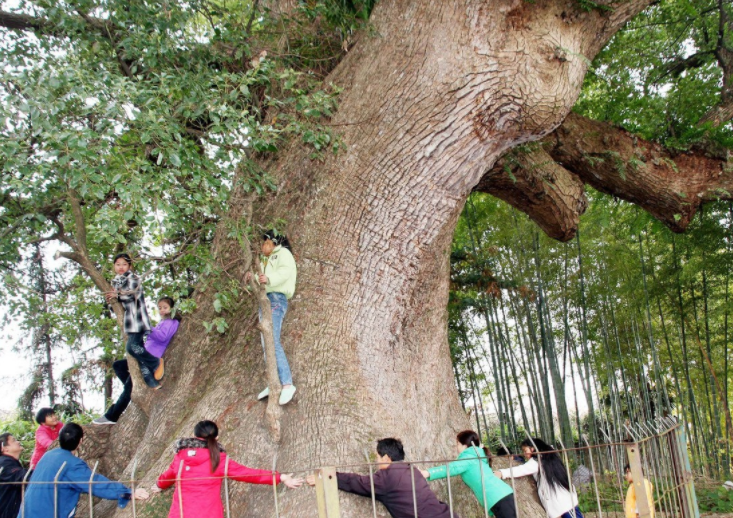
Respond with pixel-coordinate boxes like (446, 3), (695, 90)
(30, 408), (63, 469)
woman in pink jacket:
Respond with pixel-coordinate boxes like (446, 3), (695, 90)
(30, 408), (63, 469)
(153, 421), (302, 518)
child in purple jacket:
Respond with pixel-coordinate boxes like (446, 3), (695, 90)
(92, 297), (179, 425)
(144, 296), (180, 379)
(124, 296), (179, 389)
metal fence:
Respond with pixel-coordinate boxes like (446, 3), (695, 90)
(1, 417), (700, 518)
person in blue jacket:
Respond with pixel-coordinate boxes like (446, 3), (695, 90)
(17, 423), (148, 518)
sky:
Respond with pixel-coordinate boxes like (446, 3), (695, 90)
(0, 310), (106, 419)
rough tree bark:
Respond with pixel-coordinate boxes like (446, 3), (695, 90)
(86, 1), (660, 517)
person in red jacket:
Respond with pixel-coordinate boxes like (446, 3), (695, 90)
(152, 420), (303, 518)
(30, 407), (63, 469)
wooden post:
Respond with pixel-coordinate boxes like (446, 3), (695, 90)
(315, 467), (341, 518)
(626, 443), (652, 518)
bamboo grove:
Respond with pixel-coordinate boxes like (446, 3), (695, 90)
(449, 191), (733, 479)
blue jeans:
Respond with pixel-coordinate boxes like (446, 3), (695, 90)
(126, 332), (160, 388)
(260, 292), (292, 385)
(561, 507), (584, 518)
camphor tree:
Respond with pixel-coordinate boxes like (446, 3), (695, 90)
(0, 0), (731, 517)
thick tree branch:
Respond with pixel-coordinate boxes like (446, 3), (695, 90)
(482, 113), (732, 241)
(548, 113), (732, 232)
(475, 146), (588, 241)
(0, 9), (109, 36)
(0, 10), (52, 32)
(67, 189), (88, 255)
(655, 51), (715, 82)
(698, 99), (733, 127)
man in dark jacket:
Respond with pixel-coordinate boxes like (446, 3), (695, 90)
(0, 432), (27, 518)
(309, 438), (458, 518)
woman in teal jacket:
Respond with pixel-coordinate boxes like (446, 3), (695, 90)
(421, 430), (516, 518)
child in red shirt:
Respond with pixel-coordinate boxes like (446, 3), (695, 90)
(30, 408), (63, 469)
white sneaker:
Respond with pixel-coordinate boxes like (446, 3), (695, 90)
(257, 387), (270, 400)
(92, 416), (116, 425)
(279, 385), (297, 405)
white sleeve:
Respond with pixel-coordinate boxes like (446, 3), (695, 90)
(500, 458), (539, 479)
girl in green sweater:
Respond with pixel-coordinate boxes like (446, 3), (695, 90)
(421, 430), (516, 518)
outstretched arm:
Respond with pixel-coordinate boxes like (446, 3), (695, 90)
(65, 461), (135, 508)
(336, 470), (387, 498)
(226, 459), (282, 485)
(156, 459), (182, 490)
(497, 458), (538, 479)
(426, 457), (471, 481)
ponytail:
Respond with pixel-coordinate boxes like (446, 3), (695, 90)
(193, 420), (221, 473)
(456, 430), (490, 459)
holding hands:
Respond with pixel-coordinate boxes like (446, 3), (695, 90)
(133, 488), (150, 500)
(281, 473), (304, 489)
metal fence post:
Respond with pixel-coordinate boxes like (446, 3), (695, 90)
(474, 447), (489, 518)
(89, 461), (99, 518)
(272, 454), (280, 518)
(363, 450), (377, 518)
(675, 422), (701, 518)
(53, 461), (67, 518)
(582, 435), (603, 518)
(498, 439), (519, 518)
(224, 456), (231, 518)
(20, 464), (32, 518)
(314, 467), (341, 518)
(626, 442), (653, 518)
(556, 440), (577, 518)
(661, 419), (686, 516)
(177, 460), (184, 518)
(410, 464), (419, 518)
(130, 458), (138, 518)
(446, 462), (454, 518)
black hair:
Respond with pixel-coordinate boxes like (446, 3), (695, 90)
(0, 433), (12, 452)
(376, 438), (405, 462)
(35, 407), (55, 425)
(262, 230), (293, 252)
(158, 296), (175, 308)
(194, 420), (220, 472)
(456, 430), (490, 459)
(59, 423), (84, 451)
(158, 296), (181, 321)
(624, 464), (631, 473)
(496, 446), (511, 456)
(113, 252), (132, 265)
(520, 438), (571, 492)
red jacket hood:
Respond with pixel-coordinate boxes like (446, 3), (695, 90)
(173, 447), (223, 468)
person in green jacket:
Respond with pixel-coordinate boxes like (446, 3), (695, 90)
(246, 230), (298, 405)
(421, 430), (516, 518)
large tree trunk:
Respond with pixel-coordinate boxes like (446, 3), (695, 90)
(96, 1), (651, 517)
